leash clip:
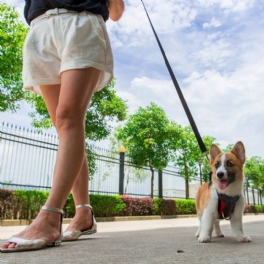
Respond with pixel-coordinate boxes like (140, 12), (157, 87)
(222, 212), (232, 220)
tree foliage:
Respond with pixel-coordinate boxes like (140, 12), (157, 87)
(115, 102), (181, 197)
(0, 3), (28, 112)
(222, 143), (233, 153)
(171, 126), (215, 198)
(84, 80), (127, 141)
(244, 156), (264, 191)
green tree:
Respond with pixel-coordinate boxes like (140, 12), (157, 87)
(115, 103), (181, 198)
(244, 156), (264, 191)
(200, 136), (216, 182)
(222, 143), (233, 153)
(171, 126), (215, 198)
(109, 133), (150, 194)
(0, 3), (28, 112)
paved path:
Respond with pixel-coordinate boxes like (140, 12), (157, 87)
(1, 215), (264, 263)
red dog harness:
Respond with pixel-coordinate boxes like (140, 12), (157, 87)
(217, 190), (240, 220)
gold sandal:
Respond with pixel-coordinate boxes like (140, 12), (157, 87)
(63, 204), (97, 241)
(0, 206), (64, 253)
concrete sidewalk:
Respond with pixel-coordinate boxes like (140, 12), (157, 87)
(1, 215), (264, 263)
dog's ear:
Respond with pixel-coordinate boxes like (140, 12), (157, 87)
(231, 141), (246, 164)
(210, 144), (221, 165)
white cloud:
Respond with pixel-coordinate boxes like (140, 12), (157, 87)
(203, 17), (222, 28)
(197, 0), (255, 12)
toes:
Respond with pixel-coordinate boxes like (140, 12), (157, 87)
(235, 235), (252, 242)
(1, 242), (17, 249)
(198, 236), (211, 243)
(9, 243), (17, 248)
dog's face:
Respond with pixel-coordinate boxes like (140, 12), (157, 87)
(210, 141), (246, 193)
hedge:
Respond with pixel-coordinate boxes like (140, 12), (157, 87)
(175, 199), (196, 215)
(0, 189), (263, 220)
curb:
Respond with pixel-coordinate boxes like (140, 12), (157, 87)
(1, 213), (262, 227)
(0, 215), (197, 226)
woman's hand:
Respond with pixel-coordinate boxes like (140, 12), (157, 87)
(107, 0), (125, 21)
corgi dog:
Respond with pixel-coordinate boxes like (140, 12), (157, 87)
(195, 141), (251, 243)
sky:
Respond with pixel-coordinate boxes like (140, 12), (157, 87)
(1, 0), (264, 159)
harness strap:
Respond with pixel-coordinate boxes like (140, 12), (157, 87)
(217, 190), (240, 220)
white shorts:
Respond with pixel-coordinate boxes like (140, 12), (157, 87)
(23, 9), (114, 95)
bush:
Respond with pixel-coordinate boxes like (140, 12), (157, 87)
(13, 190), (49, 219)
(90, 194), (125, 217)
(0, 189), (16, 219)
(254, 205), (264, 213)
(63, 193), (75, 218)
(153, 198), (176, 215)
(175, 199), (196, 215)
(244, 204), (256, 213)
(1, 188), (263, 219)
(119, 196), (154, 216)
(60, 193), (126, 218)
(153, 198), (162, 215)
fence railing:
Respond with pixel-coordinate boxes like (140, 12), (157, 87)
(0, 122), (263, 205)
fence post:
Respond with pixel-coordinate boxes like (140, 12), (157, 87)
(119, 146), (125, 195)
(158, 170), (163, 198)
(252, 188), (255, 205)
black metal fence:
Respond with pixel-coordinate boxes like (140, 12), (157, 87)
(0, 122), (263, 205)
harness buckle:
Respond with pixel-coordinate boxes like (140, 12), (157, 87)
(222, 212), (232, 220)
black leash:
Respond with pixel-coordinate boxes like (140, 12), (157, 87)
(141, 0), (208, 155)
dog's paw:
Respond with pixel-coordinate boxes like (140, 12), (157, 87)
(215, 231), (224, 237)
(235, 235), (252, 242)
(195, 231), (200, 237)
(198, 236), (211, 243)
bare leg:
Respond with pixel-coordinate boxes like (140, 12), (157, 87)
(40, 85), (93, 232)
(65, 156), (94, 232)
(0, 68), (100, 249)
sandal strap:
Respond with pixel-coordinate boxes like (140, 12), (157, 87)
(76, 204), (93, 210)
(41, 206), (64, 236)
(42, 206), (64, 214)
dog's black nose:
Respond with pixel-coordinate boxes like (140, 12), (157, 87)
(217, 172), (224, 179)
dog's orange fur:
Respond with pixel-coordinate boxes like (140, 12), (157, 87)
(195, 182), (211, 214)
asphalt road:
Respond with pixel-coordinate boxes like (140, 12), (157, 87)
(0, 215), (264, 264)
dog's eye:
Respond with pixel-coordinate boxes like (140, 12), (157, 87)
(227, 161), (233, 167)
(214, 162), (220, 168)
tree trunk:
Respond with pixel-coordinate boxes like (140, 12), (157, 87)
(185, 177), (189, 199)
(246, 186), (249, 204)
(124, 171), (130, 194)
(149, 163), (154, 198)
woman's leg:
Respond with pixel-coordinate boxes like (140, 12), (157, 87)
(35, 81), (92, 232)
(0, 67), (101, 249)
(65, 156), (93, 232)
(35, 79), (92, 233)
